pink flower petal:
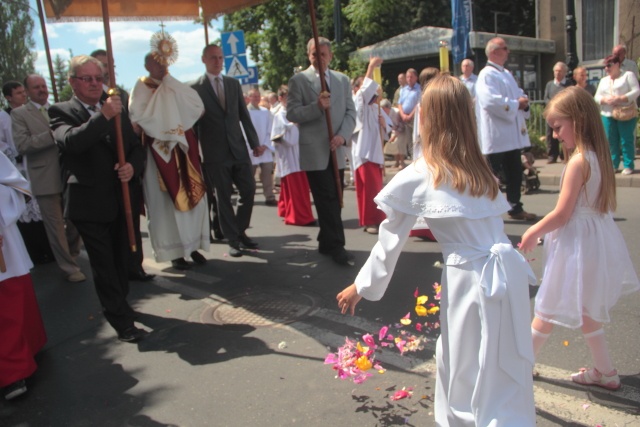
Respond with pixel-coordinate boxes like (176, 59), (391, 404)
(378, 325), (389, 341)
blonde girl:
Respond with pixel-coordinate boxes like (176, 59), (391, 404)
(338, 75), (536, 426)
(520, 86), (639, 390)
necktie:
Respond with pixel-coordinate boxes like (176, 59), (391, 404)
(39, 106), (49, 121)
(215, 77), (226, 110)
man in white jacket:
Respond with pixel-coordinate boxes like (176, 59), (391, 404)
(476, 37), (536, 221)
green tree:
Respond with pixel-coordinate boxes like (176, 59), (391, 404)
(0, 0), (36, 90)
(53, 54), (68, 94)
(224, 0), (535, 89)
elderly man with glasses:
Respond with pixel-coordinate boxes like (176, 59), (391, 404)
(49, 55), (148, 343)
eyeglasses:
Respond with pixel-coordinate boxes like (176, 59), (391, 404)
(72, 75), (104, 83)
(604, 63), (616, 68)
(498, 46), (509, 51)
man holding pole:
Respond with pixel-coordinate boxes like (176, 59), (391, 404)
(49, 55), (147, 342)
(287, 37), (356, 266)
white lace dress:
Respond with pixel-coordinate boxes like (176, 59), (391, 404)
(535, 150), (640, 328)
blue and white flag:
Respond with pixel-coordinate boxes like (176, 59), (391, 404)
(451, 0), (472, 64)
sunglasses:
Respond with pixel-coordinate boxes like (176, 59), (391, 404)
(72, 75), (105, 83)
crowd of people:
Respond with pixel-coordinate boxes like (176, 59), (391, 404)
(1, 33), (639, 426)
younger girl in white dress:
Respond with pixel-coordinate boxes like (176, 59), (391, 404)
(337, 76), (536, 426)
(520, 86), (640, 390)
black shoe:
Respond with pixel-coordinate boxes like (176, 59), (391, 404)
(171, 258), (191, 270)
(213, 230), (224, 240)
(239, 233), (259, 249)
(129, 268), (155, 282)
(117, 326), (147, 343)
(265, 199), (278, 207)
(228, 241), (243, 257)
(4, 379), (27, 400)
(190, 251), (207, 265)
(331, 247), (354, 266)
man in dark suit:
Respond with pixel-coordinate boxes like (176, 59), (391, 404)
(49, 55), (147, 343)
(191, 44), (265, 257)
(91, 49), (153, 282)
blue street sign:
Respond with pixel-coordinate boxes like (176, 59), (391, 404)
(222, 31), (249, 78)
(224, 55), (250, 78)
(239, 66), (259, 85)
(221, 31), (246, 57)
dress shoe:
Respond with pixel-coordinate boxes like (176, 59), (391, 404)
(228, 241), (243, 257)
(331, 247), (354, 266)
(508, 210), (537, 221)
(129, 268), (155, 282)
(190, 251), (207, 265)
(117, 326), (147, 343)
(4, 379), (27, 400)
(67, 271), (87, 283)
(364, 226), (379, 235)
(171, 258), (191, 270)
(239, 233), (259, 249)
(265, 199), (278, 207)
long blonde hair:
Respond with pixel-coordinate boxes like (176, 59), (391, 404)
(420, 75), (499, 199)
(544, 86), (616, 213)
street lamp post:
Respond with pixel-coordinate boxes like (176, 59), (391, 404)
(565, 0), (579, 77)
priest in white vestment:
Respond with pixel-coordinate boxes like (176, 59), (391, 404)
(129, 53), (209, 270)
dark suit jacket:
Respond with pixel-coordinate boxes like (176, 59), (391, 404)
(49, 97), (144, 223)
(543, 79), (573, 104)
(190, 74), (259, 164)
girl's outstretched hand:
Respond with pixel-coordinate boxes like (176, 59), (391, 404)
(519, 229), (539, 253)
(337, 284), (362, 316)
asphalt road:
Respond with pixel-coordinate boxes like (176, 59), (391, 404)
(1, 162), (639, 427)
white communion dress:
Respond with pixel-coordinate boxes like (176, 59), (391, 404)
(535, 150), (640, 328)
(354, 159), (536, 427)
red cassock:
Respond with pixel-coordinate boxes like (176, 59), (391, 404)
(355, 162), (385, 227)
(0, 274), (47, 388)
(279, 172), (315, 226)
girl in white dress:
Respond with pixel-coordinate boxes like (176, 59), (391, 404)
(337, 76), (536, 426)
(520, 87), (640, 390)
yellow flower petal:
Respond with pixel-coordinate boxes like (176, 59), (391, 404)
(416, 295), (429, 305)
(400, 318), (412, 325)
(427, 306), (440, 315)
(355, 355), (372, 371)
(415, 305), (427, 316)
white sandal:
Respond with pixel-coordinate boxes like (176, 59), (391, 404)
(571, 367), (621, 390)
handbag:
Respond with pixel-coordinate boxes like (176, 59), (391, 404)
(612, 104), (638, 121)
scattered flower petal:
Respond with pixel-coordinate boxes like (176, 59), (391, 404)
(563, 340), (569, 346)
(378, 326), (388, 341)
(416, 295), (428, 305)
(390, 387), (413, 401)
(415, 305), (427, 316)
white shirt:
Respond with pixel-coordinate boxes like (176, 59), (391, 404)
(475, 62), (531, 154)
(247, 104), (274, 165)
(352, 77), (388, 169)
(271, 106), (301, 177)
(594, 71), (640, 117)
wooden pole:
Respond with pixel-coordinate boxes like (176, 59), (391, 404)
(100, 0), (137, 253)
(307, 0), (343, 207)
(203, 15), (209, 44)
(35, 0), (58, 102)
(378, 103), (386, 177)
(0, 247), (6, 273)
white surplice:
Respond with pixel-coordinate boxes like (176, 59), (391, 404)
(129, 75), (210, 262)
(247, 106), (274, 165)
(271, 107), (300, 178)
(352, 78), (388, 170)
(354, 160), (536, 426)
(475, 63), (531, 155)
(0, 152), (33, 281)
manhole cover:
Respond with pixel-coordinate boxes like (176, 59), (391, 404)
(201, 289), (319, 328)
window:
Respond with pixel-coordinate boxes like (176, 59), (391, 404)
(580, 0), (615, 61)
